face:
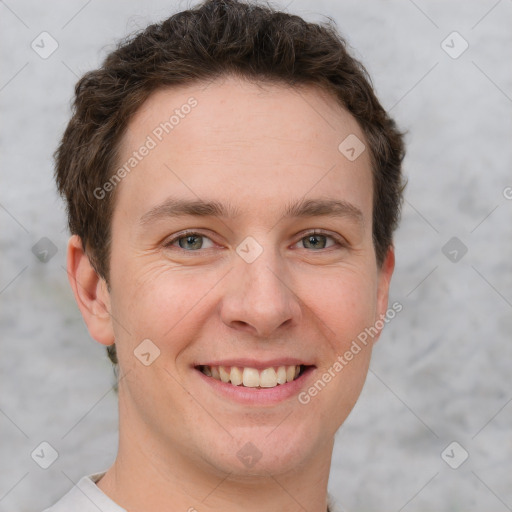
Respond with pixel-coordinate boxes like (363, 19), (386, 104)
(100, 75), (394, 477)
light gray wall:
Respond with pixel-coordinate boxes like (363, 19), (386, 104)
(1, 1), (511, 511)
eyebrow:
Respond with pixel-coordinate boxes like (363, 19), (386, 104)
(139, 196), (364, 226)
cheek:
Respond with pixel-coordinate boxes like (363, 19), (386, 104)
(300, 266), (378, 409)
(108, 265), (213, 419)
(298, 270), (378, 428)
(302, 265), (379, 351)
(109, 262), (217, 356)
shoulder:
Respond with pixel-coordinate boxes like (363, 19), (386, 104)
(41, 471), (126, 512)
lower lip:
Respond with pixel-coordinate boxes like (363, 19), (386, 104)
(195, 367), (316, 405)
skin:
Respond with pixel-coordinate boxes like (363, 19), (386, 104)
(68, 74), (394, 512)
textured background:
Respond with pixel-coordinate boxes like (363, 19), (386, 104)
(1, 0), (511, 511)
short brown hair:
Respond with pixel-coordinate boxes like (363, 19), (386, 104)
(55, 0), (406, 367)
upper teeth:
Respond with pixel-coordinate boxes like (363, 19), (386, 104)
(200, 365), (301, 388)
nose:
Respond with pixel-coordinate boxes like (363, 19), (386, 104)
(219, 245), (302, 339)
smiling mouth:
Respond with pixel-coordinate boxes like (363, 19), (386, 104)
(196, 364), (309, 388)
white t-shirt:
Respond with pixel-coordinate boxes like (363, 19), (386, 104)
(42, 471), (126, 512)
(41, 471), (340, 512)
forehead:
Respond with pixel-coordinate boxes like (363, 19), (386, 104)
(114, 75), (373, 226)
(122, 75), (367, 153)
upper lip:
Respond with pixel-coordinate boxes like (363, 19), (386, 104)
(194, 358), (314, 370)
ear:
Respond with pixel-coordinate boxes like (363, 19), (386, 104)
(372, 246), (396, 344)
(66, 235), (115, 346)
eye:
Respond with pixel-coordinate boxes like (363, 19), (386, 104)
(296, 230), (345, 250)
(163, 229), (346, 253)
(164, 231), (215, 251)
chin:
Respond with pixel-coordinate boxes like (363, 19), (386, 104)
(200, 421), (327, 478)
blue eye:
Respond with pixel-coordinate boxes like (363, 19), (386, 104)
(164, 230), (345, 253)
(299, 231), (339, 250)
(165, 232), (215, 251)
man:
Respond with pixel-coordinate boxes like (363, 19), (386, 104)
(44, 0), (405, 510)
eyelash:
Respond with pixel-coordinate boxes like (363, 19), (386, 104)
(163, 229), (347, 253)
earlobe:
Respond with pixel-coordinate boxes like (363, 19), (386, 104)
(67, 235), (115, 346)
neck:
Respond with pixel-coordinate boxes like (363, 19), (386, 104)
(97, 398), (333, 512)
